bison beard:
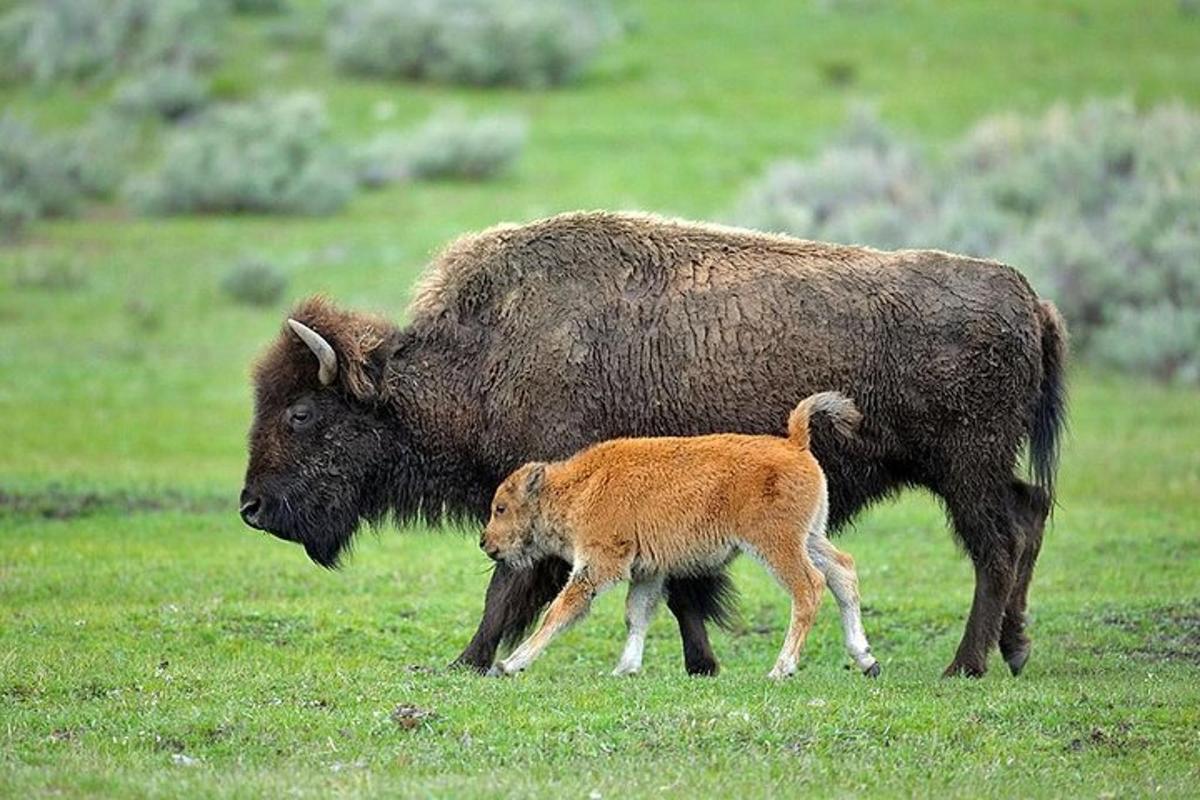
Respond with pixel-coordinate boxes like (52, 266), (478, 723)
(241, 211), (1067, 679)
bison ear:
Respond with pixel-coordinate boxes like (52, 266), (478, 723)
(363, 330), (402, 394)
(523, 462), (548, 499)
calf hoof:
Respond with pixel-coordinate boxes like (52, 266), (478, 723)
(862, 661), (881, 679)
(684, 657), (720, 677)
(1004, 644), (1031, 677)
(484, 665), (506, 678)
(767, 663), (796, 681)
(942, 659), (987, 679)
(612, 665), (640, 677)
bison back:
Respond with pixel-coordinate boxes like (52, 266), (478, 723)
(415, 212), (1044, 485)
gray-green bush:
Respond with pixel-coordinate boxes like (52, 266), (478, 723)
(231, 0), (289, 14)
(733, 100), (1200, 384)
(114, 63), (210, 121)
(0, 112), (129, 238)
(327, 0), (619, 88)
(10, 256), (88, 292)
(220, 257), (289, 306)
(128, 93), (356, 216)
(355, 110), (527, 186)
(0, 0), (226, 85)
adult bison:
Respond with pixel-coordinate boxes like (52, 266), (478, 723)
(240, 211), (1067, 678)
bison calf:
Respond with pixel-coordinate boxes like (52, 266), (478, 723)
(481, 392), (880, 679)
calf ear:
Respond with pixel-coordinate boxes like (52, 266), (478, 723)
(523, 462), (548, 499)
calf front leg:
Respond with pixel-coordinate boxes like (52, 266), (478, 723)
(453, 557), (570, 672)
(489, 568), (607, 676)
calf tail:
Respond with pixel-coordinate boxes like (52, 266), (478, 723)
(1030, 300), (1068, 505)
(788, 391), (863, 450)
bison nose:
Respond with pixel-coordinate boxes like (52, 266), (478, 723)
(239, 490), (263, 528)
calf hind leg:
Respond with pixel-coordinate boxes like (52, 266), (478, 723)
(759, 536), (826, 680)
(807, 532), (880, 677)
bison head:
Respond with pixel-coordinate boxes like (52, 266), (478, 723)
(240, 296), (402, 568)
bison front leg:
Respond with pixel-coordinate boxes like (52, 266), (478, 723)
(666, 574), (729, 676)
(452, 557), (570, 672)
(488, 569), (606, 676)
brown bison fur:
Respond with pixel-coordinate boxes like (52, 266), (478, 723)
(481, 392), (880, 679)
(240, 210), (1067, 679)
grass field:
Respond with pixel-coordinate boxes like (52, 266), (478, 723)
(2, 1), (1200, 797)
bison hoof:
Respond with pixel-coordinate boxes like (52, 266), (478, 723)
(448, 657), (490, 675)
(685, 658), (720, 677)
(862, 661), (881, 679)
(942, 659), (987, 679)
(1004, 645), (1031, 677)
(484, 665), (505, 678)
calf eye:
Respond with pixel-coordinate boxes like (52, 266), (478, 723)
(495, 504), (507, 516)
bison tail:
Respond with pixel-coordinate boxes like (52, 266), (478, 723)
(787, 391), (863, 450)
(1030, 300), (1068, 505)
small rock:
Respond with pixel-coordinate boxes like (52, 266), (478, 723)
(171, 753), (200, 767)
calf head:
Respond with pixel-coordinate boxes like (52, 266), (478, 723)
(481, 462), (547, 568)
(241, 296), (401, 567)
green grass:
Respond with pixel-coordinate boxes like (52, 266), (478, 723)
(2, 0), (1200, 796)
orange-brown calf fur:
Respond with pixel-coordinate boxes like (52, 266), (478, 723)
(482, 392), (879, 679)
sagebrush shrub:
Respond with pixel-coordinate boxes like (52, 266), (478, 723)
(114, 63), (210, 121)
(0, 0), (226, 85)
(327, 0), (618, 88)
(61, 113), (136, 200)
(221, 258), (289, 306)
(733, 100), (1200, 383)
(11, 256), (88, 292)
(129, 93), (356, 216)
(231, 0), (289, 14)
(733, 106), (933, 251)
(355, 110), (527, 186)
(0, 113), (127, 238)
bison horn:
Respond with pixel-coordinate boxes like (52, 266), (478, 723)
(287, 319), (338, 385)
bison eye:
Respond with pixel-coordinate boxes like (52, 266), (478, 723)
(286, 402), (316, 431)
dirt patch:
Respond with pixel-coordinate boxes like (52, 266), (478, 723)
(1, 683), (40, 703)
(391, 704), (436, 730)
(1065, 722), (1150, 755)
(0, 485), (228, 520)
(48, 728), (80, 744)
(1098, 602), (1200, 665)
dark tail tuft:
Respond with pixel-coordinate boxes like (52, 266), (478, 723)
(1031, 301), (1068, 505)
(666, 570), (739, 631)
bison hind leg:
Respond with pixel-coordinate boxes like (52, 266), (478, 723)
(940, 480), (1027, 679)
(999, 480), (1050, 676)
